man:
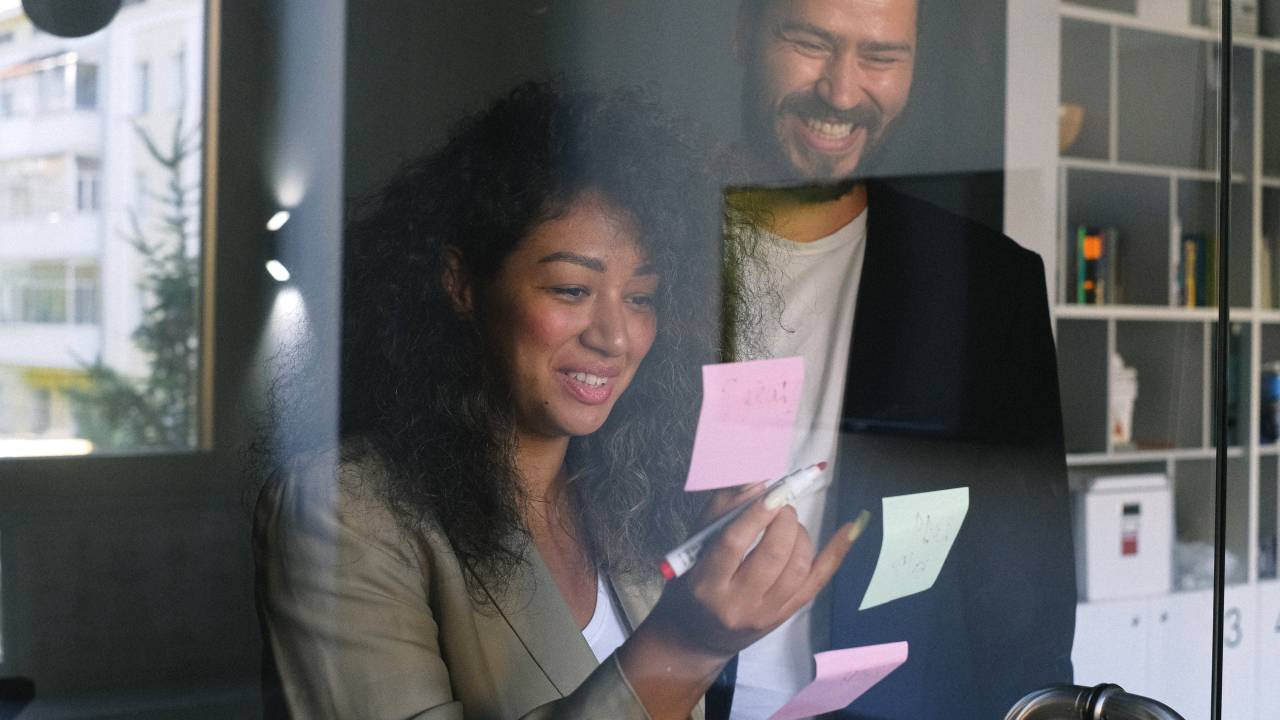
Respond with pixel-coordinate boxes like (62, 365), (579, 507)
(720, 1), (1076, 718)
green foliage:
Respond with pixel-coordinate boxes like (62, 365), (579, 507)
(68, 114), (200, 452)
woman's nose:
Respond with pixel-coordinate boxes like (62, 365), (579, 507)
(580, 297), (628, 357)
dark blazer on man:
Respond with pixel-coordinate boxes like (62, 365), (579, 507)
(825, 182), (1076, 719)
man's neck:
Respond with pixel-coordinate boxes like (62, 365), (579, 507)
(732, 182), (867, 243)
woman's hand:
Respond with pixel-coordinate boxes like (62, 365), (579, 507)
(616, 487), (863, 719)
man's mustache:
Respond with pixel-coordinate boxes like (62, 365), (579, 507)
(781, 94), (883, 135)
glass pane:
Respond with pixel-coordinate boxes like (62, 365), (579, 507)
(0, 0), (207, 457)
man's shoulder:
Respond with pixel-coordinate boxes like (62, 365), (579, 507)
(866, 180), (1039, 267)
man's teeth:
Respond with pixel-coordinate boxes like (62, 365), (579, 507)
(805, 118), (854, 139)
(569, 372), (608, 388)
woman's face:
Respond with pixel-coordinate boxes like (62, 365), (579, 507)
(483, 193), (659, 441)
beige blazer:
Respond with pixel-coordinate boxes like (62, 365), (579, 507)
(254, 451), (705, 720)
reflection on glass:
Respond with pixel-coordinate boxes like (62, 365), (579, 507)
(1059, 0), (1280, 717)
(0, 0), (205, 456)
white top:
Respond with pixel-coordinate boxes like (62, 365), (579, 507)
(582, 573), (630, 663)
(731, 210), (868, 719)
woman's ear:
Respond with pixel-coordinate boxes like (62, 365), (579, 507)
(441, 247), (474, 316)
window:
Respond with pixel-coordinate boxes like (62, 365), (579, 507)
(0, 78), (14, 118)
(72, 264), (99, 324)
(0, 155), (69, 222)
(76, 157), (100, 213)
(75, 62), (98, 110)
(34, 64), (67, 114)
(136, 60), (150, 114)
(0, 0), (208, 457)
(171, 49), (185, 111)
(134, 171), (148, 221)
(29, 388), (51, 434)
(8, 262), (68, 324)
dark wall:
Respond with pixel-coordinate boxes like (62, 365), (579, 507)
(0, 0), (349, 715)
(345, 0), (1007, 229)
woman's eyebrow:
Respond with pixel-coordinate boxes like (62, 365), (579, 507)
(538, 251), (605, 272)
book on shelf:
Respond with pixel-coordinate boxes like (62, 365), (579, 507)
(1075, 226), (1118, 304)
(1177, 232), (1218, 308)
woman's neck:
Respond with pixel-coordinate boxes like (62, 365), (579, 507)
(516, 431), (599, 629)
(514, 431), (573, 529)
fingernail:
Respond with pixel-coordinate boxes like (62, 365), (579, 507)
(847, 509), (871, 542)
(763, 488), (787, 511)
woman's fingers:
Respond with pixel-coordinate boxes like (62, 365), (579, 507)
(760, 523), (815, 613)
(701, 482), (768, 523)
(731, 505), (802, 592)
(777, 512), (871, 619)
(695, 496), (781, 581)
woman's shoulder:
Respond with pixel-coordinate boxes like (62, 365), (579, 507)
(254, 441), (447, 568)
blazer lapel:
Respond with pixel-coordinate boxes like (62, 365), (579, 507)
(610, 570), (707, 720)
(478, 534), (599, 698)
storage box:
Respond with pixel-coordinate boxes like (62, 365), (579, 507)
(1073, 474), (1174, 601)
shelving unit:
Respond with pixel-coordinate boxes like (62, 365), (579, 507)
(1023, 2), (1280, 717)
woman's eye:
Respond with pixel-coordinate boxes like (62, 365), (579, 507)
(628, 294), (655, 308)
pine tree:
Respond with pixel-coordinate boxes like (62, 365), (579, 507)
(67, 113), (200, 451)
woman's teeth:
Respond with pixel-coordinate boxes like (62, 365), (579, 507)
(569, 372), (608, 388)
(805, 117), (854, 139)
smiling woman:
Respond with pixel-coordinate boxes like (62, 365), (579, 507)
(253, 80), (860, 720)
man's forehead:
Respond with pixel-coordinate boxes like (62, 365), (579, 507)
(755, 0), (919, 31)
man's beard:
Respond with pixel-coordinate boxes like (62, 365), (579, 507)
(739, 68), (889, 190)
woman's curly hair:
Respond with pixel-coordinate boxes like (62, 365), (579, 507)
(339, 80), (723, 595)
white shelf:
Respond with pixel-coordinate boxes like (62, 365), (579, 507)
(1054, 304), (1222, 321)
(1060, 2), (1280, 52)
(1067, 446), (1245, 466)
(1059, 156), (1246, 183)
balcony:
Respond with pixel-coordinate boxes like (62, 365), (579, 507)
(0, 110), (101, 159)
(0, 321), (100, 369)
(0, 213), (101, 259)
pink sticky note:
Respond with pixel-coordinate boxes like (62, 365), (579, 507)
(684, 357), (804, 491)
(767, 642), (909, 720)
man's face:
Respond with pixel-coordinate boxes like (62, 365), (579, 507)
(738, 0), (917, 184)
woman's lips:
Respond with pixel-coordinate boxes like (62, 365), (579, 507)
(557, 370), (615, 405)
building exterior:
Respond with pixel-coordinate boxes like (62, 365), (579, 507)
(0, 0), (204, 454)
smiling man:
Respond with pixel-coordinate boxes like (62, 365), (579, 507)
(737, 0), (915, 186)
(720, 1), (1077, 719)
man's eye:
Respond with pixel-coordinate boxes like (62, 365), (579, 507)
(793, 39), (827, 53)
(551, 287), (588, 298)
(864, 55), (900, 67)
(628, 293), (655, 307)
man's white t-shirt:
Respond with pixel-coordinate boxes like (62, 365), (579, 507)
(730, 209), (867, 720)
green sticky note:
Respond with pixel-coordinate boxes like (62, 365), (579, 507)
(859, 487), (969, 611)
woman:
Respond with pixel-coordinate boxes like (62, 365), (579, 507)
(255, 81), (859, 720)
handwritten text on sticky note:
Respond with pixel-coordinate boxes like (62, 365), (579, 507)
(859, 487), (969, 610)
(768, 641), (909, 720)
(684, 357), (804, 491)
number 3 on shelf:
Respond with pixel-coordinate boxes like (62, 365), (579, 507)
(1225, 607), (1242, 649)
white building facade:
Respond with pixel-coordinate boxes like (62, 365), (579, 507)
(0, 0), (203, 453)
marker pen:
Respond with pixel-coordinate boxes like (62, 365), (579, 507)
(660, 461), (829, 581)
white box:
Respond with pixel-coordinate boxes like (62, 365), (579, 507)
(1073, 474), (1173, 601)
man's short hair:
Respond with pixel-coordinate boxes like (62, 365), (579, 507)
(742, 0), (924, 31)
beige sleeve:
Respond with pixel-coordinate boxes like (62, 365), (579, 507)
(254, 456), (657, 720)
(255, 457), (463, 719)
